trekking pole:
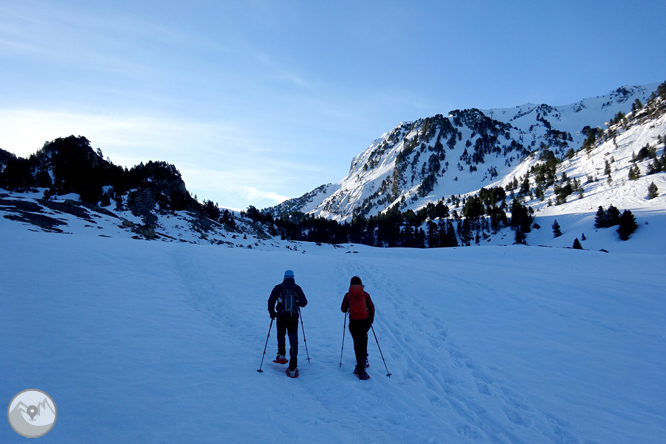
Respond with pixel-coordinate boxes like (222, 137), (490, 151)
(299, 309), (311, 363)
(257, 317), (274, 372)
(371, 325), (392, 377)
(339, 312), (347, 367)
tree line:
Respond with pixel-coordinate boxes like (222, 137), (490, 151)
(241, 186), (534, 248)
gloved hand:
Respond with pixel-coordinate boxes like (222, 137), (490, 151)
(270, 312), (276, 319)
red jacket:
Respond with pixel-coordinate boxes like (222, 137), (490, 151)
(341, 284), (375, 322)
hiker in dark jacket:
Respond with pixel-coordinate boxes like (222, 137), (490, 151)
(268, 270), (307, 377)
(341, 276), (375, 379)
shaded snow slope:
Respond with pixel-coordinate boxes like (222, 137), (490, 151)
(0, 189), (281, 248)
(2, 223), (664, 443)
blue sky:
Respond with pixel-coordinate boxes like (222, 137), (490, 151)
(1, 0), (664, 210)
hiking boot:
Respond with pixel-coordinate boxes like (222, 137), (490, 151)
(288, 368), (298, 378)
(274, 354), (288, 364)
(354, 366), (370, 380)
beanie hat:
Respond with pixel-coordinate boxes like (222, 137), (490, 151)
(284, 270), (295, 279)
(350, 276), (362, 286)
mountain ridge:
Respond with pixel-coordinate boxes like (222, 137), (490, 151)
(267, 83), (662, 222)
(0, 82), (664, 252)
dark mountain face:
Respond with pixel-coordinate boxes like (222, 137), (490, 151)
(32, 136), (118, 202)
(0, 135), (195, 212)
(0, 136), (262, 242)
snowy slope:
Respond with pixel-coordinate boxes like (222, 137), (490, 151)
(1, 219), (664, 443)
(269, 84), (659, 222)
(488, 85), (657, 146)
(538, 126), (666, 215)
(0, 189), (280, 248)
(475, 100), (666, 250)
(2, 85), (664, 253)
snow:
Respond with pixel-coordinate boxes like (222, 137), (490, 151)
(1, 219), (664, 443)
(2, 83), (665, 443)
(287, 84), (660, 222)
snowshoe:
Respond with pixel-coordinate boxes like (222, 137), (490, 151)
(273, 354), (288, 364)
(354, 366), (370, 380)
(286, 368), (299, 378)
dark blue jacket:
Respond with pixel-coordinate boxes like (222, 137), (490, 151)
(268, 278), (308, 318)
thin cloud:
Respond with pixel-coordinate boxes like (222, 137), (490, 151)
(179, 165), (292, 210)
(0, 2), (229, 79)
(244, 186), (290, 204)
(0, 107), (318, 210)
(256, 52), (309, 87)
(0, 37), (41, 54)
(0, 108), (250, 160)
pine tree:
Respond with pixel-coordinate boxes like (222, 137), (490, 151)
(646, 158), (661, 175)
(445, 219), (459, 247)
(552, 220), (562, 238)
(534, 185), (544, 201)
(520, 176), (530, 195)
(606, 205), (621, 226)
(510, 199), (532, 233)
(628, 164), (641, 180)
(426, 220), (440, 247)
(617, 210), (638, 240)
(647, 182), (659, 199)
(514, 226), (525, 244)
(572, 238), (583, 249)
(594, 206), (607, 228)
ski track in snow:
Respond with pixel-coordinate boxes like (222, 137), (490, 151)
(1, 225), (665, 444)
(349, 260), (583, 444)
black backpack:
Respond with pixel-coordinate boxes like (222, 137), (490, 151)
(278, 288), (300, 316)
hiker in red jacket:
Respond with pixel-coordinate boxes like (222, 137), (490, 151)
(341, 276), (375, 379)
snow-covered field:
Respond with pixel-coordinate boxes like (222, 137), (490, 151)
(1, 217), (664, 443)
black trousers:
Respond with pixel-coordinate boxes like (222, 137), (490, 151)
(276, 315), (299, 370)
(348, 318), (371, 369)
